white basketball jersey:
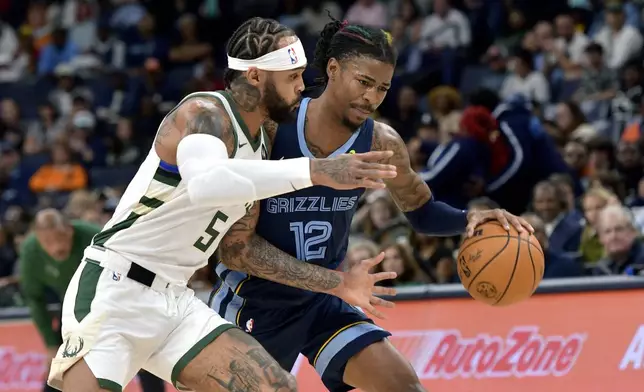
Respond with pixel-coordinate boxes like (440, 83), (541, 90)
(93, 91), (268, 284)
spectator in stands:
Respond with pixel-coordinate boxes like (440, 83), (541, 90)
(65, 0), (98, 54)
(24, 103), (67, 155)
(380, 242), (432, 286)
(549, 173), (583, 218)
(0, 225), (16, 279)
(622, 96), (644, 143)
(629, 178), (644, 229)
(492, 8), (528, 54)
(0, 143), (21, 192)
(0, 20), (21, 83)
(19, 2), (53, 55)
(344, 237), (380, 272)
(612, 60), (643, 130)
(0, 98), (26, 147)
(106, 117), (142, 166)
(427, 85), (462, 126)
(594, 203), (644, 275)
(123, 13), (168, 69)
(587, 137), (617, 174)
(469, 89), (569, 214)
(563, 139), (590, 189)
(168, 14), (212, 68)
(352, 191), (406, 240)
(593, 2), (643, 70)
(90, 23), (126, 69)
(554, 101), (597, 142)
(591, 169), (628, 200)
(615, 140), (643, 196)
(389, 85), (422, 141)
(408, 231), (454, 283)
(422, 105), (491, 209)
(68, 110), (104, 166)
(37, 28), (78, 76)
(533, 21), (555, 74)
(94, 70), (128, 124)
(29, 142), (88, 194)
(500, 47), (550, 105)
(63, 189), (100, 221)
(301, 1), (344, 37)
(580, 187), (617, 265)
(18, 209), (100, 391)
(413, 0), (470, 85)
(553, 13), (590, 78)
(574, 42), (618, 103)
(522, 212), (583, 278)
(18, 208), (166, 391)
(532, 180), (583, 253)
(345, 0), (388, 29)
(480, 45), (509, 92)
(48, 64), (92, 117)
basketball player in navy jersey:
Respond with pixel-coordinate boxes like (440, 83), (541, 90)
(214, 19), (533, 392)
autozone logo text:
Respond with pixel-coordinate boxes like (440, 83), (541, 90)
(390, 326), (586, 379)
(0, 347), (47, 390)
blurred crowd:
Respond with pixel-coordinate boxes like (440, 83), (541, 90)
(1, 0), (644, 307)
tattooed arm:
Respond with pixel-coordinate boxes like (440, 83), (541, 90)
(219, 203), (343, 293)
(372, 121), (472, 236)
(154, 96), (237, 163)
(371, 121), (432, 211)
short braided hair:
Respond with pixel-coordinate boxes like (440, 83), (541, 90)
(224, 17), (296, 87)
(312, 16), (397, 85)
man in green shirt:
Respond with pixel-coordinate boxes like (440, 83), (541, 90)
(19, 209), (165, 392)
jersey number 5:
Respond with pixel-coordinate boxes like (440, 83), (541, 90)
(289, 221), (332, 261)
(194, 211), (229, 252)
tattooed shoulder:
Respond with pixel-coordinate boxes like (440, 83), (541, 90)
(157, 96), (236, 158)
(371, 121), (409, 166)
(372, 120), (432, 212)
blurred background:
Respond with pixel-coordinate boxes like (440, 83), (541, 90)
(2, 0), (644, 391)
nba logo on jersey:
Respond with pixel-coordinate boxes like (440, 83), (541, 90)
(288, 47), (298, 64)
(245, 318), (254, 333)
(112, 272), (121, 282)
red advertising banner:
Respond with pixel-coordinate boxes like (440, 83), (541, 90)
(2, 290), (644, 392)
(294, 290), (644, 392)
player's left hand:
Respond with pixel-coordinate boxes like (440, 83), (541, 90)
(465, 209), (534, 238)
(335, 252), (397, 319)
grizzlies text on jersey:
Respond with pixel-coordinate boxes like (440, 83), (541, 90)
(212, 98), (391, 392)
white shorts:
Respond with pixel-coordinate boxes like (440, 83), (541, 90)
(47, 247), (236, 392)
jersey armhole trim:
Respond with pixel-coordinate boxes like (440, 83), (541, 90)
(159, 160), (179, 173)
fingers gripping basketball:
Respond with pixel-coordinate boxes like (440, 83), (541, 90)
(457, 222), (545, 306)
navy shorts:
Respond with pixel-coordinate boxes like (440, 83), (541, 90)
(210, 285), (391, 392)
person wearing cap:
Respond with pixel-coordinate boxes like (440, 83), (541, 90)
(593, 1), (643, 70)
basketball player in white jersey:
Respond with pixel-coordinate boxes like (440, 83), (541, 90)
(48, 18), (398, 392)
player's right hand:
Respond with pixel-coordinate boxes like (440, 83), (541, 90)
(310, 151), (397, 190)
(335, 252), (397, 319)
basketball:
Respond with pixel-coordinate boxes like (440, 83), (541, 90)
(457, 221), (544, 306)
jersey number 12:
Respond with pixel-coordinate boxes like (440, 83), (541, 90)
(289, 221), (332, 261)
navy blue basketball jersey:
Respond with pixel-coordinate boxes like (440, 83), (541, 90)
(214, 97), (374, 307)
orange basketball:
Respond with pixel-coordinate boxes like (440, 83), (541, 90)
(457, 221), (544, 306)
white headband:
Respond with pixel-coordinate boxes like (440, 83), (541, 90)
(227, 39), (307, 72)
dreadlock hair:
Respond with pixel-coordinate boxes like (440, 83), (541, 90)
(312, 16), (397, 86)
(223, 17), (296, 87)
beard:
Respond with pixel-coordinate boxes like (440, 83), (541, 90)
(264, 78), (300, 123)
(341, 115), (364, 130)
